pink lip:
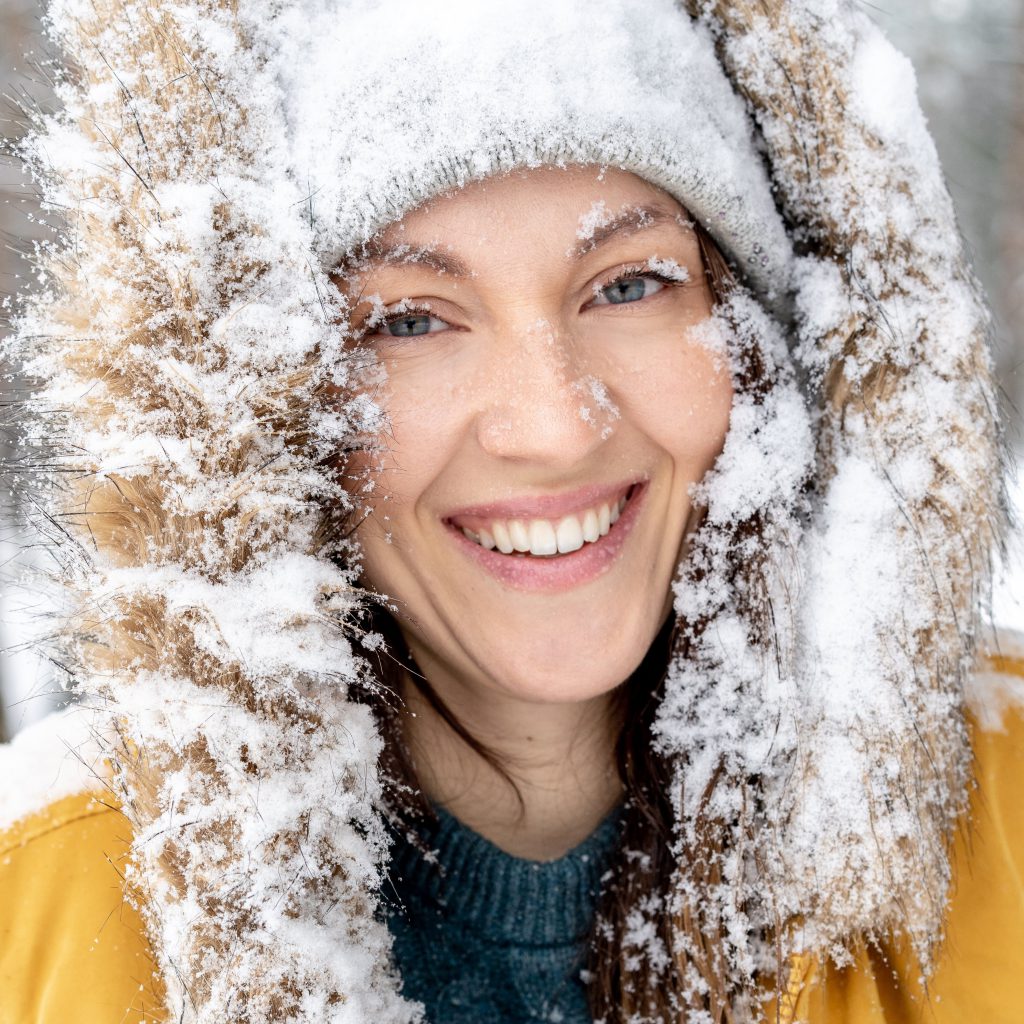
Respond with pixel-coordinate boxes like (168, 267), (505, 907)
(446, 482), (647, 593)
(445, 479), (639, 525)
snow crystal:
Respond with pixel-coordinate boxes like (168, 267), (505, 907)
(645, 256), (690, 284)
(573, 375), (620, 441)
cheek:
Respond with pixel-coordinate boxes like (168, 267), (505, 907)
(341, 365), (465, 580)
(616, 335), (733, 470)
(347, 355), (463, 484)
(380, 347), (461, 433)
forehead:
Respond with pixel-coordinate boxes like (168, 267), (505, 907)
(361, 166), (688, 273)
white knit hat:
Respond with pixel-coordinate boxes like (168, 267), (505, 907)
(274, 0), (792, 301)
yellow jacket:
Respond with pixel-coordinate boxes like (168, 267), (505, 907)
(2, 667), (1022, 1024)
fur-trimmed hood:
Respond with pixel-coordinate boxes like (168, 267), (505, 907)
(5, 1), (1004, 1021)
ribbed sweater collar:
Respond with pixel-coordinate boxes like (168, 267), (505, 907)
(386, 803), (624, 947)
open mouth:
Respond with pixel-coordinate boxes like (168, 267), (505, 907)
(447, 483), (642, 559)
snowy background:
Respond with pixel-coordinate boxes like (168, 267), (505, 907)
(0, 0), (1022, 740)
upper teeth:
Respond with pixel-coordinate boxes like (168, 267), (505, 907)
(460, 495), (628, 557)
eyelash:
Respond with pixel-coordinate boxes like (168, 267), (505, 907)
(362, 265), (681, 338)
(595, 264), (681, 301)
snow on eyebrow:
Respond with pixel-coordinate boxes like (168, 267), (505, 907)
(571, 204), (679, 257)
(576, 199), (613, 241)
(345, 240), (470, 278)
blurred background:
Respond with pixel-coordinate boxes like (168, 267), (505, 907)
(1, 0), (1022, 739)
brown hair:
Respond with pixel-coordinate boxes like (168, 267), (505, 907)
(351, 223), (768, 1023)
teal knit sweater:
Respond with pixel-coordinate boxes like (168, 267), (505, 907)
(383, 805), (624, 1024)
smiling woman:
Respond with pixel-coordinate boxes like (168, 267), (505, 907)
(339, 168), (728, 711)
(0, 2), (1021, 1024)
(331, 168), (746, 1020)
(338, 163), (727, 870)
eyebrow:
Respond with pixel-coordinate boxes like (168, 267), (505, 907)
(571, 205), (685, 258)
(352, 240), (470, 278)
(341, 202), (685, 284)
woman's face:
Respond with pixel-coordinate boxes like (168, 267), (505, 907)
(339, 167), (731, 707)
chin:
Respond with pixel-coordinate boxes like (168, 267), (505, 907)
(481, 612), (661, 704)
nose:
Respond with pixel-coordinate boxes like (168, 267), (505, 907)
(473, 318), (608, 467)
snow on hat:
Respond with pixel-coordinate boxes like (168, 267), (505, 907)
(274, 0), (792, 302)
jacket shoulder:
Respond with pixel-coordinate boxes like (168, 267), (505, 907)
(0, 715), (164, 1022)
(777, 642), (1024, 1024)
(966, 629), (1024, 735)
(0, 705), (110, 835)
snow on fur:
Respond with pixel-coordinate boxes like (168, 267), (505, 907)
(12, 0), (415, 1020)
(3, 0), (1006, 1021)
(654, 288), (812, 997)
(686, 0), (1004, 967)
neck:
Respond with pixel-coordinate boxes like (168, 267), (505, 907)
(399, 651), (623, 860)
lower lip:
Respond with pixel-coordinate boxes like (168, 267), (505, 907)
(446, 483), (647, 593)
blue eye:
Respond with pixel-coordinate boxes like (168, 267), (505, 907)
(381, 312), (448, 337)
(595, 275), (665, 306)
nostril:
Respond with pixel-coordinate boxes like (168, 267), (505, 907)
(475, 400), (606, 464)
